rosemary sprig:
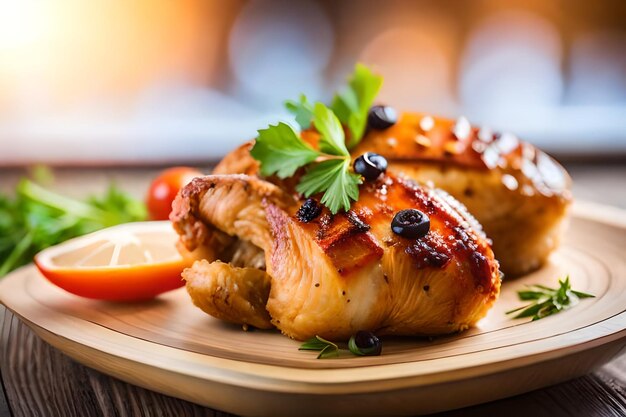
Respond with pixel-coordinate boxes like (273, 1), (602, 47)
(506, 275), (595, 321)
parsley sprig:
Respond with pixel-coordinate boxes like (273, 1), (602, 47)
(284, 94), (314, 131)
(251, 103), (362, 214)
(331, 63), (383, 148)
(506, 276), (594, 321)
(252, 64), (382, 214)
(285, 64), (382, 149)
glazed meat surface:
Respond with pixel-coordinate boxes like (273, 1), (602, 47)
(213, 113), (571, 276)
(171, 173), (500, 341)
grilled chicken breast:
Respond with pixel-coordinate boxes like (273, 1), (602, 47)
(171, 173), (500, 341)
(213, 113), (571, 276)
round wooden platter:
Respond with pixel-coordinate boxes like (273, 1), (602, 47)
(1, 201), (625, 417)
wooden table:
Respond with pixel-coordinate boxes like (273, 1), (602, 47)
(1, 162), (625, 417)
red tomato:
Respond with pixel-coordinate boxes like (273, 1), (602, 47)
(146, 167), (203, 220)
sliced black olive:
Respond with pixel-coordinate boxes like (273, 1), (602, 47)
(391, 209), (430, 239)
(367, 105), (397, 130)
(348, 331), (382, 356)
(296, 198), (322, 223)
(353, 152), (387, 181)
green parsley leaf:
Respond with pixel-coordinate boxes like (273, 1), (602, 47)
(250, 122), (320, 178)
(299, 335), (339, 359)
(252, 104), (361, 214)
(506, 275), (595, 321)
(331, 63), (383, 148)
(285, 94), (315, 130)
(252, 67), (385, 214)
(297, 159), (361, 214)
(313, 102), (349, 157)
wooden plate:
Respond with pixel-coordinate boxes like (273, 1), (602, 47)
(1, 201), (625, 416)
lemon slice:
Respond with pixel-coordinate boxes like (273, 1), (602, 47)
(35, 221), (192, 301)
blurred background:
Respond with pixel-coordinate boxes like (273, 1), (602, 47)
(0, 0), (625, 165)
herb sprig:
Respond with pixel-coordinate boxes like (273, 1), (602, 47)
(252, 64), (382, 214)
(331, 63), (383, 148)
(0, 178), (146, 276)
(299, 335), (340, 359)
(251, 102), (362, 214)
(506, 276), (594, 321)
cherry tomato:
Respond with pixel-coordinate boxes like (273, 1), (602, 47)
(146, 167), (203, 220)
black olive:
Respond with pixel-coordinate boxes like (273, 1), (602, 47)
(391, 209), (430, 239)
(353, 152), (387, 181)
(296, 198), (322, 223)
(367, 105), (397, 130)
(349, 331), (382, 356)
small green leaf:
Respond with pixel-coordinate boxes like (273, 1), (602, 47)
(317, 344), (339, 359)
(299, 335), (339, 359)
(348, 335), (361, 356)
(507, 275), (595, 321)
(517, 290), (548, 301)
(250, 122), (320, 178)
(297, 159), (361, 214)
(299, 336), (331, 351)
(572, 290), (595, 299)
(313, 102), (349, 157)
(285, 94), (315, 130)
(331, 63), (383, 148)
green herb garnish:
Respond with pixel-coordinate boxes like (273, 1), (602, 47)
(251, 103), (362, 214)
(506, 276), (595, 321)
(256, 64), (383, 214)
(285, 64), (383, 149)
(0, 178), (146, 277)
(251, 122), (320, 178)
(299, 335), (340, 359)
(284, 94), (315, 130)
(331, 63), (383, 148)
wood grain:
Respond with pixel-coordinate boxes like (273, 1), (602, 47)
(1, 306), (624, 417)
(0, 306), (233, 417)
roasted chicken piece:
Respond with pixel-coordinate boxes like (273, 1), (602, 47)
(213, 113), (571, 276)
(184, 260), (273, 329)
(171, 173), (500, 341)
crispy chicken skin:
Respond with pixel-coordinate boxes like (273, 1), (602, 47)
(213, 113), (571, 276)
(183, 260), (273, 329)
(171, 173), (500, 341)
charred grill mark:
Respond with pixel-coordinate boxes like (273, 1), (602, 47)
(449, 225), (494, 290)
(316, 213), (334, 241)
(324, 232), (384, 276)
(346, 210), (370, 232)
(361, 173), (497, 290)
(405, 239), (451, 269)
(316, 212), (371, 250)
(310, 208), (383, 276)
(469, 251), (494, 293)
